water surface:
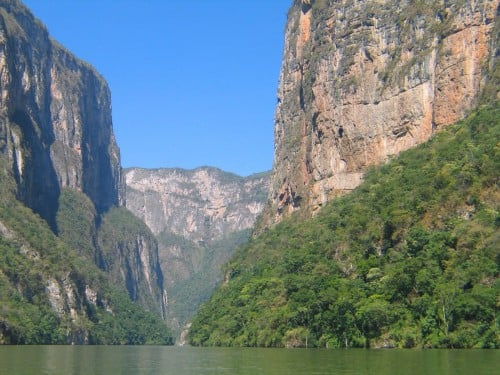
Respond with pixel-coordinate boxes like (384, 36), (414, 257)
(0, 346), (498, 374)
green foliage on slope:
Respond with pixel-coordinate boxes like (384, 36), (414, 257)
(0, 168), (173, 344)
(159, 229), (253, 333)
(190, 104), (499, 348)
(56, 188), (98, 261)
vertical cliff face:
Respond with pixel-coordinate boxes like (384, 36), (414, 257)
(56, 189), (168, 319)
(97, 207), (168, 319)
(266, 0), (498, 225)
(0, 1), (166, 320)
(0, 0), (121, 228)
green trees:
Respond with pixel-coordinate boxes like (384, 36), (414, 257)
(0, 164), (173, 344)
(190, 103), (499, 348)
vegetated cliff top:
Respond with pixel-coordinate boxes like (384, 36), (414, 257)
(189, 102), (499, 349)
(0, 0), (104, 81)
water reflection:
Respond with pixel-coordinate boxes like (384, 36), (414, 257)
(0, 346), (498, 375)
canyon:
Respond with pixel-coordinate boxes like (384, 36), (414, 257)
(124, 167), (269, 333)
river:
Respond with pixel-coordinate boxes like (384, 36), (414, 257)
(0, 346), (498, 374)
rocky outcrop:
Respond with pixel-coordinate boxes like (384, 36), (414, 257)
(124, 167), (269, 332)
(265, 0), (498, 225)
(0, 0), (121, 228)
(0, 195), (172, 344)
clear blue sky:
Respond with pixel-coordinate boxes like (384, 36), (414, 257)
(22, 0), (292, 176)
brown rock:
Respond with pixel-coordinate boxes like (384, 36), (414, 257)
(262, 0), (498, 227)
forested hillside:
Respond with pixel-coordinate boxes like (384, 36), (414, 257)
(190, 104), (499, 348)
(0, 165), (173, 344)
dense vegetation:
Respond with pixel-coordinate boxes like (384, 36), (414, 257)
(190, 104), (499, 348)
(57, 188), (99, 262)
(159, 229), (253, 333)
(0, 166), (173, 344)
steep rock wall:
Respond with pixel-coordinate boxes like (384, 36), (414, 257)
(97, 207), (168, 319)
(266, 0), (498, 224)
(0, 1), (166, 320)
(0, 0), (121, 228)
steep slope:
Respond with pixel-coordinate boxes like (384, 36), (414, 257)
(190, 103), (499, 348)
(56, 189), (167, 319)
(0, 0), (121, 228)
(124, 167), (269, 334)
(263, 0), (498, 226)
(0, 0), (167, 323)
(0, 166), (172, 344)
(97, 207), (168, 319)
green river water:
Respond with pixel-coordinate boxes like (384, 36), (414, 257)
(0, 346), (498, 374)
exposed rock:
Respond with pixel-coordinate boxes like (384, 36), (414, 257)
(124, 167), (269, 332)
(125, 167), (269, 240)
(0, 1), (166, 321)
(263, 0), (498, 226)
(97, 207), (168, 319)
(0, 0), (121, 228)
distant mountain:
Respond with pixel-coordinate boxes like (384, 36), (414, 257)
(124, 167), (269, 336)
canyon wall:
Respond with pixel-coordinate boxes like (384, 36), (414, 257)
(0, 1), (165, 319)
(264, 0), (498, 225)
(0, 0), (121, 227)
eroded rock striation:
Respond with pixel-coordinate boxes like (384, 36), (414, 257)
(265, 0), (498, 225)
(125, 167), (269, 240)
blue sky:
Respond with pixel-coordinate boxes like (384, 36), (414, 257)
(22, 0), (292, 176)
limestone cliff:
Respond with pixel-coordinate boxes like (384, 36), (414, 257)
(124, 167), (269, 332)
(0, 168), (172, 344)
(0, 1), (166, 320)
(0, 0), (121, 228)
(265, 0), (498, 225)
(97, 207), (168, 319)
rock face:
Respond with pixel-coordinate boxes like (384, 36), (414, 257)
(125, 167), (269, 241)
(124, 167), (269, 331)
(0, 0), (121, 228)
(97, 207), (168, 319)
(0, 1), (166, 319)
(265, 0), (498, 225)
